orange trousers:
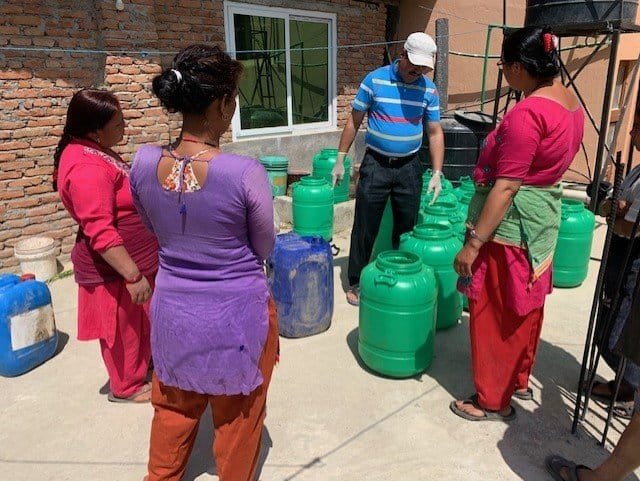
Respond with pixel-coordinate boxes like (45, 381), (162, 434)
(469, 249), (545, 411)
(147, 299), (278, 481)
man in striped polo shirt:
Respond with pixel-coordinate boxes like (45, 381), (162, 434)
(333, 32), (445, 306)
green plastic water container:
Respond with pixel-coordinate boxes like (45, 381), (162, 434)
(400, 223), (463, 330)
(454, 175), (475, 201)
(359, 250), (437, 377)
(421, 171), (458, 207)
(312, 148), (352, 204)
(292, 176), (334, 241)
(371, 199), (394, 261)
(456, 189), (474, 224)
(419, 200), (466, 243)
(259, 155), (289, 197)
(422, 169), (454, 195)
(553, 199), (596, 288)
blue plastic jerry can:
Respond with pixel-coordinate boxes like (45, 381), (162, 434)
(268, 232), (334, 338)
(0, 273), (59, 377)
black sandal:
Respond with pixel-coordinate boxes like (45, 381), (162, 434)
(513, 387), (534, 401)
(449, 394), (516, 422)
(546, 455), (592, 481)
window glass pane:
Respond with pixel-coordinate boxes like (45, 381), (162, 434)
(290, 19), (329, 125)
(234, 14), (288, 130)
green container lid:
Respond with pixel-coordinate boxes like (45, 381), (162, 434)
(259, 155), (289, 169)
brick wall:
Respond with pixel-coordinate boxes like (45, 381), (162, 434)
(0, 0), (394, 273)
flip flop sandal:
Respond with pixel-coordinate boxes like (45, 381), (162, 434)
(591, 380), (635, 403)
(108, 382), (152, 404)
(612, 401), (635, 420)
(546, 455), (592, 481)
(346, 286), (360, 307)
(513, 387), (534, 401)
(590, 380), (617, 402)
(449, 394), (517, 422)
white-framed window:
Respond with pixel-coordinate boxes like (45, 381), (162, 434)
(224, 1), (337, 139)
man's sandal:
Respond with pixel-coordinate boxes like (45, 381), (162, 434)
(546, 455), (593, 481)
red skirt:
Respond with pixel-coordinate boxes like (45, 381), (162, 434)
(469, 243), (545, 411)
(77, 276), (154, 349)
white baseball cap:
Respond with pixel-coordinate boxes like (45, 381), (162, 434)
(404, 32), (437, 69)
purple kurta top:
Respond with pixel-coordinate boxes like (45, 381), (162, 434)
(129, 145), (275, 395)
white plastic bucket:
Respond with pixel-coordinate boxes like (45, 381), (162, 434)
(13, 236), (59, 282)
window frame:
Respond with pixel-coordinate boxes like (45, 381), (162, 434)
(224, 1), (337, 140)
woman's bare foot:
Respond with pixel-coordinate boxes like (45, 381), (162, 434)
(346, 285), (359, 306)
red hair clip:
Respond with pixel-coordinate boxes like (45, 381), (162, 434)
(543, 33), (556, 53)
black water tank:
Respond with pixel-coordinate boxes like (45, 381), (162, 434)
(525, 0), (639, 35)
(421, 111), (493, 182)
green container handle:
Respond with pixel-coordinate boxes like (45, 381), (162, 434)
(375, 271), (398, 287)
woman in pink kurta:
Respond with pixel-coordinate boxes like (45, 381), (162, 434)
(450, 27), (584, 421)
(55, 89), (158, 403)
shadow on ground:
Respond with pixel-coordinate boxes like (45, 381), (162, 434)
(54, 330), (70, 357)
(346, 311), (639, 480)
(334, 254), (350, 293)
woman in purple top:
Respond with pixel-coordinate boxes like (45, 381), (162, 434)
(129, 45), (277, 481)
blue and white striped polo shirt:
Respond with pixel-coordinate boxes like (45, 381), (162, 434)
(352, 60), (440, 157)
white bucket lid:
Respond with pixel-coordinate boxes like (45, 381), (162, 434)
(14, 236), (57, 257)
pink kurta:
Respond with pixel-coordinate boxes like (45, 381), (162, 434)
(57, 138), (158, 397)
(460, 96), (585, 316)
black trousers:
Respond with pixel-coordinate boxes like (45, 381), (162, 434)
(347, 149), (423, 286)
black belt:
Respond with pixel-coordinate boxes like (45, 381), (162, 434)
(366, 148), (417, 167)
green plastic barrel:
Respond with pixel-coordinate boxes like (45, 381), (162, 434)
(419, 200), (466, 243)
(359, 250), (437, 377)
(259, 155), (289, 197)
(422, 169), (454, 196)
(312, 148), (352, 204)
(371, 199), (394, 261)
(400, 223), (463, 330)
(456, 189), (473, 221)
(422, 171), (457, 206)
(553, 199), (596, 288)
(292, 176), (334, 241)
(453, 175), (475, 201)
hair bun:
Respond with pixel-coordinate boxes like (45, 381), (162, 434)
(152, 69), (185, 113)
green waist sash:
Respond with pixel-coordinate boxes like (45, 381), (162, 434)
(467, 183), (563, 279)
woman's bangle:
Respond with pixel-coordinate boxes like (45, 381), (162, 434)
(125, 272), (143, 284)
(469, 229), (488, 243)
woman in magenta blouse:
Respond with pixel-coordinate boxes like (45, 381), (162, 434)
(450, 27), (584, 421)
(55, 89), (158, 404)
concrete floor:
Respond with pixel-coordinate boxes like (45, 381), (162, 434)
(2, 222), (640, 481)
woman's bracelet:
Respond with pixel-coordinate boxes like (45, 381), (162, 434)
(469, 229), (488, 244)
(125, 272), (143, 284)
